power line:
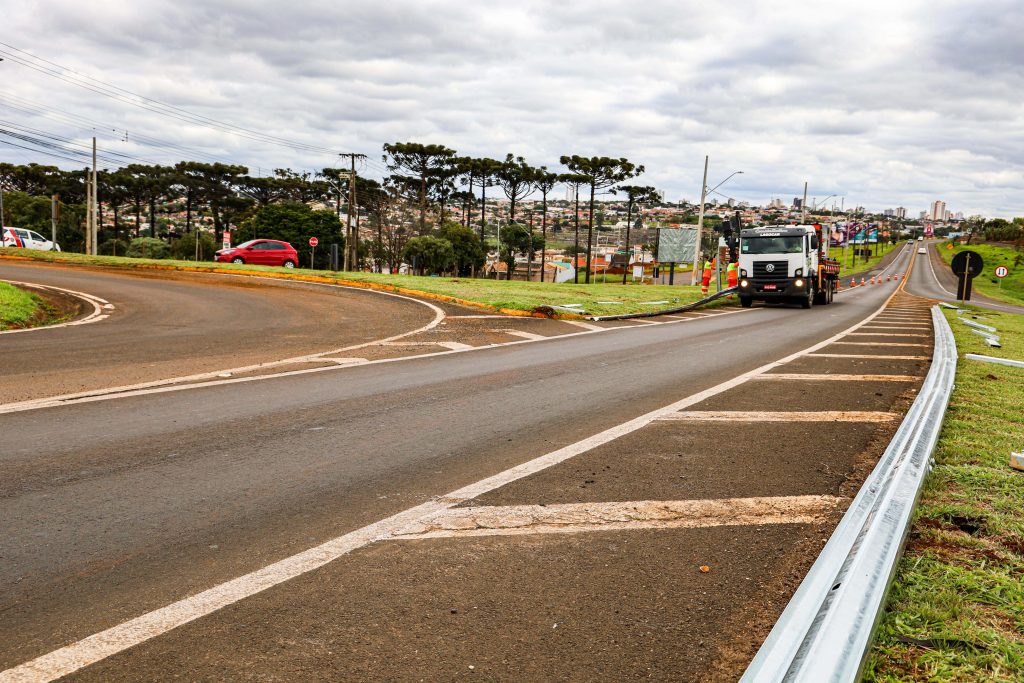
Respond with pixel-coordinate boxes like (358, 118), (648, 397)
(0, 42), (342, 157)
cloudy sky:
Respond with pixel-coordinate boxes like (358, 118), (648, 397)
(2, 0), (1022, 217)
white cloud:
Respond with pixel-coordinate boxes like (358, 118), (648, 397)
(1, 0), (1021, 217)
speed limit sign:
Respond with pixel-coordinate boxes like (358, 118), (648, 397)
(995, 265), (1008, 278)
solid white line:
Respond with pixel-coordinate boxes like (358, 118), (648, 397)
(924, 245), (957, 297)
(0, 283), (909, 681)
(0, 280), (108, 335)
(846, 332), (929, 337)
(807, 353), (930, 360)
(830, 342), (929, 347)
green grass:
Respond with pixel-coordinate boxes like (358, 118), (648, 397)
(0, 281), (42, 330)
(936, 242), (1024, 307)
(864, 308), (1024, 682)
(837, 240), (900, 279)
(0, 248), (725, 317)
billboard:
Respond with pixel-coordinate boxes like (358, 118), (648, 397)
(657, 227), (697, 263)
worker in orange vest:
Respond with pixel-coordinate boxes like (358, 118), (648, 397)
(701, 259), (713, 295)
(726, 261), (738, 289)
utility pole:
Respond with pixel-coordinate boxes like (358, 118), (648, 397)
(801, 181), (808, 224)
(691, 155), (709, 285)
(338, 153), (366, 271)
(91, 138), (98, 256)
(51, 194), (59, 244)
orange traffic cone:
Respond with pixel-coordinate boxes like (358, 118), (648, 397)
(869, 276), (875, 285)
(860, 277), (865, 286)
(850, 278), (856, 288)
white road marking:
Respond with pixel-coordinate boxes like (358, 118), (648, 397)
(389, 495), (847, 539)
(860, 323), (931, 328)
(0, 280), (110, 335)
(846, 332), (929, 337)
(437, 341), (474, 351)
(756, 373), (918, 381)
(496, 329), (548, 341)
(0, 284), (912, 681)
(0, 308), (758, 415)
(560, 319), (604, 331)
(923, 245), (957, 297)
(806, 353), (931, 360)
(657, 410), (899, 422)
(830, 341), (929, 348)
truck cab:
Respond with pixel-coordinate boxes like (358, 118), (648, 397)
(737, 225), (838, 308)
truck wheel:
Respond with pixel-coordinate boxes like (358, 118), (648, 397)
(802, 285), (814, 309)
(740, 296), (752, 308)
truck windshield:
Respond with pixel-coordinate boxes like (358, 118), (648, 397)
(741, 236), (803, 254)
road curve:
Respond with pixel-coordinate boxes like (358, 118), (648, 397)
(0, 261), (440, 403)
(0, 247), (921, 678)
(903, 241), (1024, 314)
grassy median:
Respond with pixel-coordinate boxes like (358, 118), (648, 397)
(865, 308), (1024, 681)
(0, 248), (724, 317)
(0, 281), (43, 330)
(936, 242), (1024, 307)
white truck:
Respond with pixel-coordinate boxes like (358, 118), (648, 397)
(736, 224), (839, 308)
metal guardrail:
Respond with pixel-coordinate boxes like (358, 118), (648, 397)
(740, 305), (957, 683)
(586, 286), (738, 321)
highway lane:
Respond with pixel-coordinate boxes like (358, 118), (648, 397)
(0, 247), (914, 674)
(903, 240), (1024, 314)
(0, 261), (438, 402)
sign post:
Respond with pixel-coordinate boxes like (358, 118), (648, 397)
(995, 265), (1008, 289)
(951, 250), (983, 302)
(309, 236), (318, 269)
(222, 231), (231, 251)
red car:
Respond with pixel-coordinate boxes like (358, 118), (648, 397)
(215, 239), (299, 268)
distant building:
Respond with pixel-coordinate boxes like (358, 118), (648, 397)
(929, 200), (946, 222)
(895, 207), (907, 219)
(792, 197), (803, 209)
(565, 185), (577, 203)
(884, 208), (895, 217)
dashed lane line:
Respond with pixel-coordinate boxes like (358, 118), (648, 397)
(0, 274), (908, 682)
(388, 495), (848, 540)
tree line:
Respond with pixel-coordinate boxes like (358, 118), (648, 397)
(0, 143), (662, 281)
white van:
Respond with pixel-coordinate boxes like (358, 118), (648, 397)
(2, 227), (61, 251)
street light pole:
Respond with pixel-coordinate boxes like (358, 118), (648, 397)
(691, 156), (709, 285)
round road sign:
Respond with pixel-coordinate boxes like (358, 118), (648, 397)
(309, 237), (319, 247)
(951, 250), (983, 277)
(995, 265), (1009, 278)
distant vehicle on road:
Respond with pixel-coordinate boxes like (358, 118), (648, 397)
(737, 224), (840, 309)
(918, 236), (924, 241)
(215, 240), (298, 268)
(2, 227), (61, 251)
(918, 247), (927, 254)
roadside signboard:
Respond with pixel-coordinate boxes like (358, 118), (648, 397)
(222, 231), (230, 250)
(308, 237), (319, 247)
(656, 227), (697, 264)
(995, 265), (1008, 278)
(951, 250), (983, 301)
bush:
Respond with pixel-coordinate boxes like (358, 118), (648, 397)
(126, 237), (170, 259)
(98, 239), (130, 256)
(171, 232), (217, 261)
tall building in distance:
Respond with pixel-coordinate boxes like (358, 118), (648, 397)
(565, 185), (577, 203)
(792, 197), (803, 209)
(895, 207), (907, 219)
(929, 200), (947, 221)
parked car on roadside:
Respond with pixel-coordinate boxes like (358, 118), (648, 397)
(214, 239), (299, 268)
(2, 227), (61, 251)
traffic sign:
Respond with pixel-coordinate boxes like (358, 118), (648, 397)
(995, 265), (1008, 278)
(951, 250), (983, 277)
(951, 250), (983, 301)
(309, 237), (319, 247)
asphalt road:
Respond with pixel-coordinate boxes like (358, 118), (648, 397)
(1, 247), (917, 679)
(903, 240), (1024, 314)
(0, 261), (437, 402)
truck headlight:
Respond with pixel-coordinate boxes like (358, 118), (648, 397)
(740, 279), (749, 288)
(795, 279), (804, 288)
